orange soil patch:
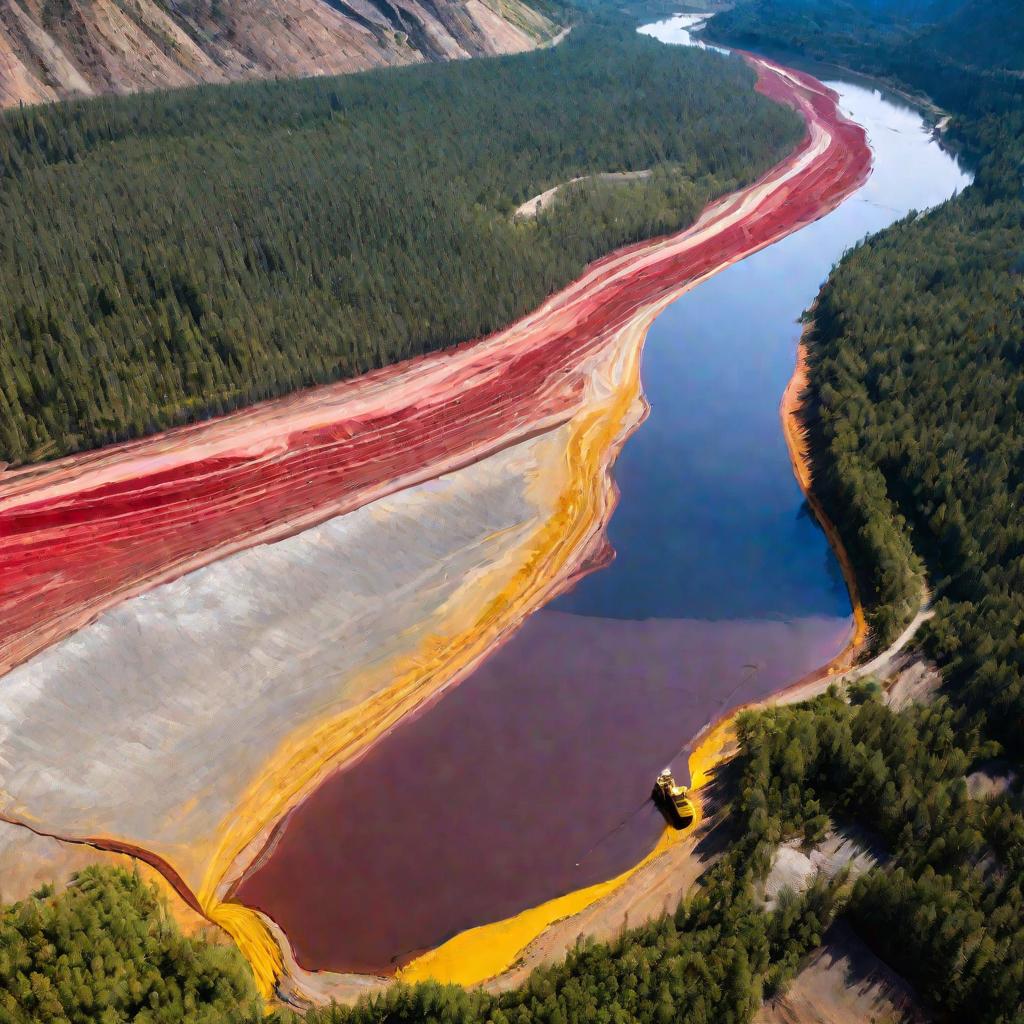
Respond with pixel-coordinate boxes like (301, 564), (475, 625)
(780, 330), (868, 669)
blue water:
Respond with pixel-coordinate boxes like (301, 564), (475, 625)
(555, 28), (971, 623)
(237, 26), (975, 973)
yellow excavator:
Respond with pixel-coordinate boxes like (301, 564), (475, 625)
(653, 768), (695, 828)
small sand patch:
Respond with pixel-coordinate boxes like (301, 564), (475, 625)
(966, 764), (1018, 800)
(513, 170), (652, 219)
(756, 920), (931, 1024)
(761, 829), (881, 911)
(883, 651), (942, 710)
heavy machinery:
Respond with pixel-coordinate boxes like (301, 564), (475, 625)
(653, 768), (695, 828)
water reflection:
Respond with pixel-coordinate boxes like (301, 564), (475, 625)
(638, 13), (729, 54)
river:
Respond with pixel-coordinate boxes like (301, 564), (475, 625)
(234, 17), (971, 977)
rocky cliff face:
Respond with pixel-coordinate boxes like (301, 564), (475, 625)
(0, 0), (557, 107)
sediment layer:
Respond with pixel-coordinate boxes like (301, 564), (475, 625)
(0, 0), (554, 108)
(0, 428), (575, 879)
(0, 52), (871, 1000)
(0, 53), (869, 678)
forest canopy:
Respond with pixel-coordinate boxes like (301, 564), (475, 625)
(0, 867), (262, 1023)
(3, 2), (1023, 1021)
(0, 19), (802, 464)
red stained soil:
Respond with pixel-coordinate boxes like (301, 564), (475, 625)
(0, 54), (871, 678)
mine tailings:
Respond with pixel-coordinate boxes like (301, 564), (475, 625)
(231, 32), (970, 983)
(0, 23), (968, 995)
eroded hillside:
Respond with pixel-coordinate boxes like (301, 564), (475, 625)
(0, 0), (557, 107)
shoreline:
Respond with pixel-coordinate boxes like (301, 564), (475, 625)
(0, 51), (873, 1005)
(245, 58), (872, 1001)
(778, 319), (869, 668)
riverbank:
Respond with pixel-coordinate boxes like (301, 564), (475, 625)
(0, 51), (871, 1003)
(780, 320), (868, 665)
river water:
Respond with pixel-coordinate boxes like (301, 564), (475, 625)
(235, 19), (971, 975)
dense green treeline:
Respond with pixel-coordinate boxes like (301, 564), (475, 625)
(0, 867), (262, 1023)
(0, 18), (802, 464)
(736, 689), (1024, 1022)
(809, 190), (1024, 742)
(709, 0), (1024, 165)
(727, 0), (1024, 735)
(709, 0), (1024, 75)
(710, 0), (1024, 1018)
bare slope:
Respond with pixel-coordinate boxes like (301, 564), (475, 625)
(0, 0), (555, 107)
(756, 922), (930, 1024)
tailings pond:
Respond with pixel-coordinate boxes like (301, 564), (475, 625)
(234, 17), (972, 975)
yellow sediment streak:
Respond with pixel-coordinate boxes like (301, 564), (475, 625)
(204, 901), (283, 1000)
(398, 715), (736, 987)
(198, 302), (664, 999)
(199, 261), (861, 1006)
(397, 829), (691, 987)
(686, 717), (737, 792)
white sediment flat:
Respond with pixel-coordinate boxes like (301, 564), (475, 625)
(0, 426), (571, 896)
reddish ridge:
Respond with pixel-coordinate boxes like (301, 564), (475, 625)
(0, 56), (871, 676)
